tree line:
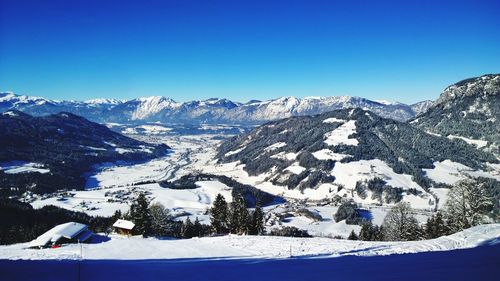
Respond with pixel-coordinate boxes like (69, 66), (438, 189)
(348, 178), (498, 241)
(123, 192), (265, 238)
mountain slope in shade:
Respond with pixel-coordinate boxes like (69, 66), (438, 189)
(0, 110), (169, 195)
(410, 100), (434, 115)
(215, 108), (498, 208)
(412, 74), (500, 155)
(0, 92), (428, 124)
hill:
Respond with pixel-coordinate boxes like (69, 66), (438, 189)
(0, 111), (169, 196)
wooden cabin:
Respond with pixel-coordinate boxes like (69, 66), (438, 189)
(113, 219), (135, 236)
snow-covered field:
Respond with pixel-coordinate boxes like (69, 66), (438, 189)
(1, 224), (498, 260)
(0, 161), (50, 174)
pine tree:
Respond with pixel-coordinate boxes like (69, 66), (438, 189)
(348, 230), (359, 240)
(230, 194), (250, 234)
(210, 194), (229, 234)
(193, 217), (203, 237)
(129, 193), (152, 237)
(182, 217), (195, 238)
(249, 203), (265, 235)
(112, 210), (122, 221)
(359, 221), (378, 241)
(425, 211), (449, 239)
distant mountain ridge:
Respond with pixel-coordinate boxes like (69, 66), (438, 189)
(0, 92), (431, 124)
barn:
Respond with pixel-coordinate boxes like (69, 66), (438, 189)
(113, 219), (135, 236)
(28, 222), (93, 249)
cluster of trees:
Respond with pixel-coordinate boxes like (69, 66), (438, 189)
(354, 177), (498, 242)
(124, 192), (265, 238)
(355, 178), (421, 205)
(334, 199), (365, 225)
(122, 193), (197, 238)
(210, 194), (265, 235)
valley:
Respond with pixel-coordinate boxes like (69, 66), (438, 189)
(19, 111), (498, 238)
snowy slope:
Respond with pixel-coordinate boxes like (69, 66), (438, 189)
(1, 224), (498, 260)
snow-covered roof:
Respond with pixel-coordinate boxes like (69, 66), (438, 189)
(113, 219), (135, 230)
(29, 222), (88, 248)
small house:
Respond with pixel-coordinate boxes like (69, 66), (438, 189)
(113, 219), (135, 236)
(29, 222), (93, 249)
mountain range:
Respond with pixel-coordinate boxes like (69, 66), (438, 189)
(214, 74), (500, 207)
(0, 92), (432, 124)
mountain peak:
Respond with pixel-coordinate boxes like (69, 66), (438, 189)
(436, 74), (500, 106)
(84, 98), (123, 105)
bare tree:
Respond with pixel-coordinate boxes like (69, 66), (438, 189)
(382, 202), (420, 241)
(445, 178), (495, 232)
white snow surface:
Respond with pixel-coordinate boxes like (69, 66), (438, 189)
(29, 222), (87, 248)
(447, 135), (488, 148)
(324, 120), (359, 146)
(0, 161), (50, 174)
(312, 149), (350, 161)
(323, 117), (346, 123)
(265, 142), (287, 152)
(1, 224), (498, 260)
(423, 160), (500, 185)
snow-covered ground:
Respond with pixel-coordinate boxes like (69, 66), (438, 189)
(423, 160), (500, 185)
(0, 161), (50, 174)
(1, 224), (498, 260)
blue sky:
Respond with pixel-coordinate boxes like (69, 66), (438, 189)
(1, 0), (499, 104)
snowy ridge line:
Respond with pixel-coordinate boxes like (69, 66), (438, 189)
(1, 224), (498, 260)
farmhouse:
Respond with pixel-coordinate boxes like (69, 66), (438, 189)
(113, 219), (135, 235)
(28, 222), (93, 249)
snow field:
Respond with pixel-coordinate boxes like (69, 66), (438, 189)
(324, 120), (359, 146)
(1, 224), (498, 260)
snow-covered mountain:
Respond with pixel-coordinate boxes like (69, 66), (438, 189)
(0, 110), (169, 195)
(215, 108), (499, 209)
(0, 92), (428, 124)
(412, 74), (500, 155)
(410, 100), (434, 115)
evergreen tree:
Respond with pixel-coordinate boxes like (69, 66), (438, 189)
(182, 217), (195, 238)
(129, 193), (152, 237)
(425, 211), (449, 239)
(210, 194), (229, 234)
(249, 203), (265, 235)
(359, 221), (380, 241)
(348, 230), (359, 240)
(112, 210), (122, 221)
(230, 194), (250, 234)
(193, 217), (203, 237)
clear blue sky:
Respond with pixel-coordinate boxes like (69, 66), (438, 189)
(1, 0), (499, 104)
